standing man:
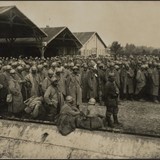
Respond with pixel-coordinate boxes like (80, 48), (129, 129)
(66, 66), (82, 108)
(81, 63), (88, 102)
(25, 66), (41, 98)
(44, 77), (64, 121)
(104, 73), (121, 128)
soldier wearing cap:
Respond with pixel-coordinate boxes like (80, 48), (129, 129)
(44, 76), (64, 121)
(104, 72), (121, 128)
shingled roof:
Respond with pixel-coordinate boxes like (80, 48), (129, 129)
(73, 32), (107, 48)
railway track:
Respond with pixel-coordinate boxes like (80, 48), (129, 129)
(0, 115), (160, 139)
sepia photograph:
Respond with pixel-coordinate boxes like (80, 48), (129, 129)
(0, 1), (160, 159)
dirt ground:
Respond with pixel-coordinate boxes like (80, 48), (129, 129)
(80, 100), (160, 136)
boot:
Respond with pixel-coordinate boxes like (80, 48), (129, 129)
(113, 115), (122, 127)
(106, 116), (114, 128)
(113, 114), (119, 124)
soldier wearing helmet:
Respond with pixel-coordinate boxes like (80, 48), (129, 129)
(8, 69), (24, 117)
(104, 72), (121, 128)
(25, 66), (41, 98)
(44, 76), (64, 121)
(42, 69), (54, 93)
(57, 95), (80, 135)
(66, 65), (82, 108)
(81, 63), (89, 102)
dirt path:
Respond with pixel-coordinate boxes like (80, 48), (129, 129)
(80, 101), (160, 136)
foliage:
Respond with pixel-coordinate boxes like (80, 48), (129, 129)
(109, 41), (160, 56)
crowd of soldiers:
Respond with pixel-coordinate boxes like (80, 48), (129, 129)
(0, 54), (160, 133)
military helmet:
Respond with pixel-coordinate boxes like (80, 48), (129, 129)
(10, 69), (16, 74)
(66, 96), (73, 103)
(17, 66), (23, 71)
(88, 98), (96, 105)
(48, 69), (54, 75)
(108, 72), (115, 78)
(51, 77), (58, 82)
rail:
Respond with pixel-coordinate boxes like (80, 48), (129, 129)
(0, 115), (160, 139)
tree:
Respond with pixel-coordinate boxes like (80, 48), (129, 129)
(110, 41), (122, 58)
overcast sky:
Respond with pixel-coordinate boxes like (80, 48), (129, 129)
(0, 1), (160, 48)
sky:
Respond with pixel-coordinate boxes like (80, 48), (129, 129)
(0, 1), (160, 48)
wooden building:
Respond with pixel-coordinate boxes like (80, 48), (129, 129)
(73, 32), (107, 57)
(0, 6), (47, 57)
(41, 27), (82, 57)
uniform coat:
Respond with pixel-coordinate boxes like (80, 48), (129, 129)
(8, 77), (24, 113)
(151, 68), (159, 96)
(135, 69), (146, 95)
(66, 73), (82, 106)
(87, 69), (98, 99)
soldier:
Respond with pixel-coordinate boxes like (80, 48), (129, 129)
(16, 66), (28, 101)
(120, 64), (134, 100)
(104, 72), (121, 128)
(0, 66), (9, 113)
(8, 69), (25, 118)
(55, 68), (66, 99)
(97, 63), (106, 105)
(150, 62), (159, 103)
(57, 95), (81, 135)
(87, 64), (98, 101)
(44, 77), (64, 121)
(25, 66), (41, 98)
(135, 65), (146, 101)
(66, 66), (82, 108)
(42, 69), (54, 94)
(81, 63), (89, 102)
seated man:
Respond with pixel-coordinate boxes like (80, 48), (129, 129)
(57, 96), (81, 136)
(77, 98), (104, 130)
(24, 96), (46, 120)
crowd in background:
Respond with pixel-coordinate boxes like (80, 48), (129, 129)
(0, 54), (160, 133)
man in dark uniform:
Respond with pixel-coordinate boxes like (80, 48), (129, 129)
(104, 72), (121, 128)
